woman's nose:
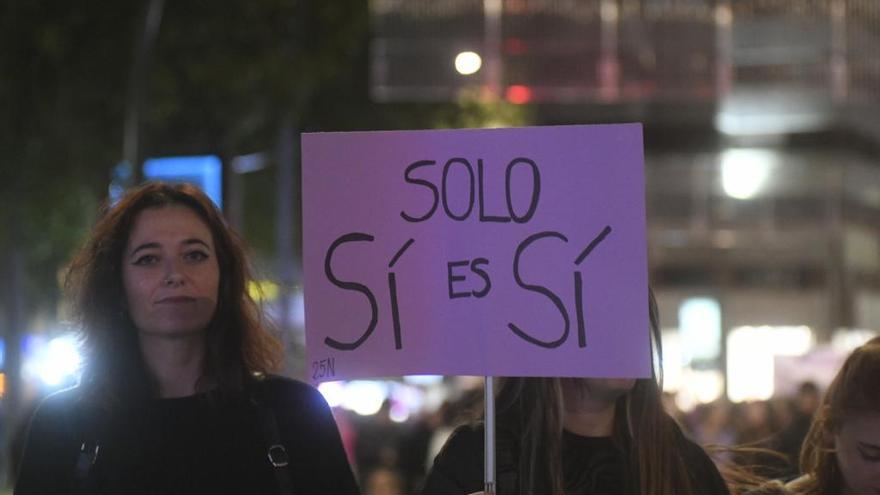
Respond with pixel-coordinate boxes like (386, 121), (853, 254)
(162, 260), (185, 287)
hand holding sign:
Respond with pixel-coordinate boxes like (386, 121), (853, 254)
(302, 124), (649, 383)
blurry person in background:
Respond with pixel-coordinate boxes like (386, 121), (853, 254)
(420, 291), (730, 495)
(398, 403), (448, 494)
(363, 467), (406, 495)
(424, 388), (486, 474)
(693, 401), (737, 464)
(732, 400), (784, 478)
(744, 337), (880, 495)
(15, 182), (359, 495)
(333, 405), (361, 473)
(770, 382), (821, 478)
(355, 399), (403, 480)
(769, 397), (796, 433)
(425, 401), (458, 474)
(735, 401), (778, 447)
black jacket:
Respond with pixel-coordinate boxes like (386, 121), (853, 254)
(421, 423), (731, 495)
(15, 376), (360, 495)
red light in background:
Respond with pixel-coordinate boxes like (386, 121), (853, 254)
(504, 37), (527, 55)
(505, 85), (532, 104)
(507, 0), (526, 14)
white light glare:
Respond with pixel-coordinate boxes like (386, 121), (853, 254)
(831, 329), (879, 352)
(388, 383), (425, 423)
(454, 51), (482, 75)
(389, 402), (410, 423)
(678, 297), (722, 363)
(660, 330), (683, 392)
(26, 334), (82, 387)
(342, 381), (388, 416)
(677, 369), (725, 411)
(317, 381), (346, 408)
(403, 375), (443, 385)
(721, 148), (776, 200)
(727, 326), (814, 402)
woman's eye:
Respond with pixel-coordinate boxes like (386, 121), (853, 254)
(859, 449), (880, 462)
(133, 254), (158, 266)
(184, 250), (209, 262)
(858, 445), (880, 462)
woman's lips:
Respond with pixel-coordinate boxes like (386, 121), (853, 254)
(156, 296), (197, 304)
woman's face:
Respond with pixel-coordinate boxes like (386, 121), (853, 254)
(562, 377), (636, 409)
(122, 205), (220, 337)
(835, 412), (880, 495)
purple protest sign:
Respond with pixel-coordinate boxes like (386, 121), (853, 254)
(302, 124), (649, 383)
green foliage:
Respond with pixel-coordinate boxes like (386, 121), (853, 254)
(0, 0), (369, 319)
(0, 1), (134, 316)
(0, 0), (531, 322)
(146, 0), (368, 156)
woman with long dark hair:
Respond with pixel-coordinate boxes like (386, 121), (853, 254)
(421, 292), (729, 495)
(15, 182), (360, 494)
(744, 336), (880, 495)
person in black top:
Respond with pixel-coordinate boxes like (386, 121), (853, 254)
(767, 381), (820, 478)
(15, 182), (360, 495)
(421, 290), (730, 495)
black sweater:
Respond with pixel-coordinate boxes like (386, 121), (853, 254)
(15, 376), (360, 495)
(421, 423), (731, 495)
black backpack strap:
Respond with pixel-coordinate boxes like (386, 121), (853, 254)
(251, 378), (295, 495)
(70, 400), (102, 495)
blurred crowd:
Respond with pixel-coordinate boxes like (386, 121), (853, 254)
(335, 382), (822, 495)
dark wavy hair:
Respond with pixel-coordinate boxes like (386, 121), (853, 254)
(66, 182), (282, 406)
(494, 289), (705, 495)
(797, 336), (880, 495)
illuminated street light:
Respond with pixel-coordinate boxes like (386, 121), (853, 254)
(454, 51), (482, 75)
(721, 148), (776, 200)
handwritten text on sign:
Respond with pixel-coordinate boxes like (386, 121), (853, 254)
(302, 124), (649, 383)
